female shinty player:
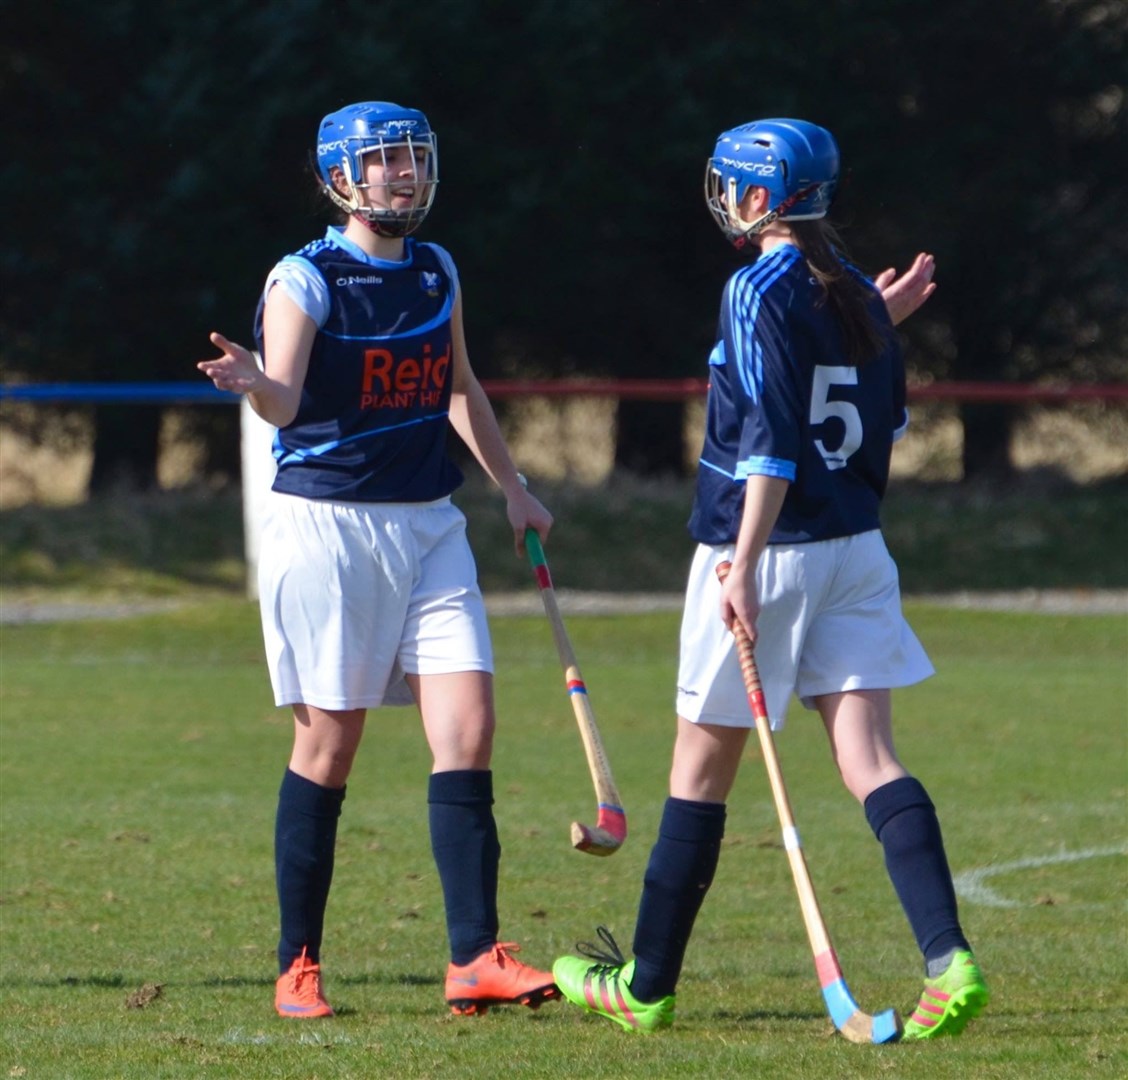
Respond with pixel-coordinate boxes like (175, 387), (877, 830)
(197, 101), (558, 1019)
(553, 118), (988, 1038)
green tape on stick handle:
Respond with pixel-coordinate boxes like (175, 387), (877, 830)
(525, 527), (547, 571)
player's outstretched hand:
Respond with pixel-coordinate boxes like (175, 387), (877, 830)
(197, 332), (263, 394)
(875, 252), (936, 326)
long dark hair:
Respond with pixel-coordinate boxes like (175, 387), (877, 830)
(790, 220), (889, 366)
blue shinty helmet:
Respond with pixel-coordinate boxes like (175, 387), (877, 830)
(704, 118), (839, 246)
(315, 101), (438, 236)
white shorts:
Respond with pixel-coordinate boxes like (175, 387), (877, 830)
(676, 531), (934, 730)
(258, 492), (493, 710)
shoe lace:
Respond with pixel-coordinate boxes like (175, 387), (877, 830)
(288, 948), (324, 1000)
(575, 925), (626, 970)
(490, 941), (523, 966)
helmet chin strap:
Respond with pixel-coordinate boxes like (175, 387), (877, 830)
(728, 182), (822, 250)
(322, 178), (366, 219)
(352, 210), (411, 238)
(321, 181), (418, 238)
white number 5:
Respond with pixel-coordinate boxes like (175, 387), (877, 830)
(811, 365), (862, 471)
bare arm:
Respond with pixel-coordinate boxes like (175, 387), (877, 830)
(197, 287), (314, 427)
(874, 252), (936, 326)
(446, 290), (553, 555)
(720, 474), (790, 643)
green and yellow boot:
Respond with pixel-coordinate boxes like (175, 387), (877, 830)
(902, 949), (988, 1039)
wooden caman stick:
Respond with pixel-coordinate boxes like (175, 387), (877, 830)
(715, 561), (902, 1044)
(525, 529), (626, 856)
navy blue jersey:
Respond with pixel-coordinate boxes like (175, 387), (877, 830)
(688, 243), (907, 545)
(255, 231), (463, 502)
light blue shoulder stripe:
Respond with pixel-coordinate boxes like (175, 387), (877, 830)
(726, 248), (800, 404)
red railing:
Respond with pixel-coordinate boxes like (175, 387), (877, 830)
(478, 379), (1128, 404)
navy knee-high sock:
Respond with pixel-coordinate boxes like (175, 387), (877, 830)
(275, 768), (346, 973)
(865, 776), (969, 968)
(428, 769), (500, 966)
(630, 797), (727, 1002)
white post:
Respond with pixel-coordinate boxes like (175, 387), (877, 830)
(239, 396), (277, 600)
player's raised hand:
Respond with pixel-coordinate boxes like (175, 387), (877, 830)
(875, 252), (936, 326)
(197, 332), (263, 394)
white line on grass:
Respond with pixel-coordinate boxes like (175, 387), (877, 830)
(954, 846), (1128, 908)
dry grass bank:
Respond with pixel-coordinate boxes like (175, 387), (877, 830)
(2, 397), (1125, 508)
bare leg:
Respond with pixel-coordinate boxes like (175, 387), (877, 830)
(815, 689), (907, 804)
(408, 670), (495, 771)
(669, 716), (750, 803)
(288, 704), (367, 787)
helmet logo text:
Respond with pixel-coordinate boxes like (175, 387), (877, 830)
(718, 156), (776, 176)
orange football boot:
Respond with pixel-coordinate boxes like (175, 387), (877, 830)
(275, 947), (334, 1018)
(444, 941), (559, 1016)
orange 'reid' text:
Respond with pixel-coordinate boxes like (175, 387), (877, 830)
(360, 343), (450, 409)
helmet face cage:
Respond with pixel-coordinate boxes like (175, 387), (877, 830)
(704, 119), (839, 246)
(316, 102), (438, 237)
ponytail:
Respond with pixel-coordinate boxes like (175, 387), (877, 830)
(790, 220), (889, 366)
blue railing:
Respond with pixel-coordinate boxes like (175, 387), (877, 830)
(0, 383), (239, 404)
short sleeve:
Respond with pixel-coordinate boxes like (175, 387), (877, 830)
(263, 256), (331, 327)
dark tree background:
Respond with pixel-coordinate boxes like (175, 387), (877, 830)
(2, 0), (1124, 490)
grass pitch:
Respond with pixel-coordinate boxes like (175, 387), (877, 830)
(1, 601), (1125, 1078)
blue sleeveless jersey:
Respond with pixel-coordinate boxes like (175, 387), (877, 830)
(255, 232), (463, 502)
(688, 243), (907, 545)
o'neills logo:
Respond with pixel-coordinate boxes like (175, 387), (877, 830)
(360, 343), (450, 409)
